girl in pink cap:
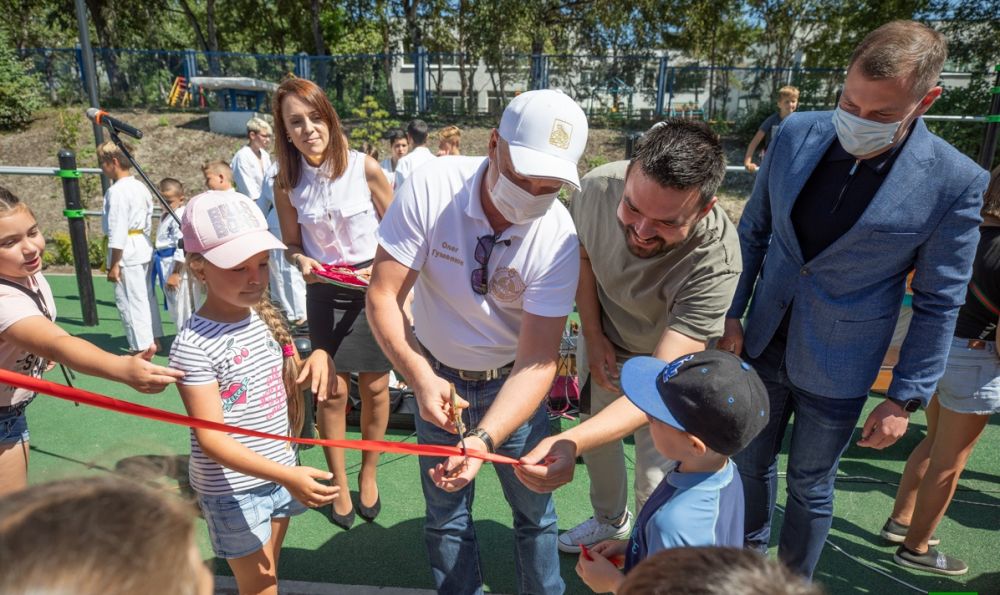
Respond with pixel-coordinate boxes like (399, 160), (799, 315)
(169, 189), (338, 594)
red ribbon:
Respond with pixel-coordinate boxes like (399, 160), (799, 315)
(0, 369), (518, 465)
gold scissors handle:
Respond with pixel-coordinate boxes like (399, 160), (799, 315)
(447, 383), (469, 478)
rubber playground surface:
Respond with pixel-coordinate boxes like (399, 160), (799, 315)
(24, 274), (1000, 594)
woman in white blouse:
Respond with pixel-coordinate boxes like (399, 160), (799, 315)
(273, 79), (394, 530)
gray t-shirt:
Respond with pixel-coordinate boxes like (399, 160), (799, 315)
(758, 112), (783, 150)
(568, 160), (742, 354)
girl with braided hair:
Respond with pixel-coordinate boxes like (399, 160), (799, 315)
(169, 189), (338, 594)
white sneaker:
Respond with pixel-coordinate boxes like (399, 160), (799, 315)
(557, 512), (633, 553)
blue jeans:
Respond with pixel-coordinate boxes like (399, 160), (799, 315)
(198, 482), (306, 559)
(734, 334), (867, 578)
(0, 408), (29, 445)
(415, 368), (563, 595)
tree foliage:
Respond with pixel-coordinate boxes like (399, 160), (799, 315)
(0, 0), (995, 129)
(0, 28), (44, 130)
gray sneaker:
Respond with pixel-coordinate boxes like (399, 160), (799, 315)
(879, 517), (940, 546)
(557, 512), (632, 553)
(894, 545), (968, 576)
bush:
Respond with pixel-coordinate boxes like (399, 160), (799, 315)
(55, 108), (82, 151)
(0, 31), (44, 130)
(41, 232), (106, 269)
(734, 101), (775, 145)
(348, 95), (399, 149)
(42, 232), (74, 267)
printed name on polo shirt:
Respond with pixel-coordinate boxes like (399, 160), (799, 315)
(431, 240), (464, 266)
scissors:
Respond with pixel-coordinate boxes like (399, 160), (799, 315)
(445, 383), (469, 478)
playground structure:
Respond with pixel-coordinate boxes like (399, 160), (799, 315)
(167, 76), (203, 108)
(185, 76), (279, 135)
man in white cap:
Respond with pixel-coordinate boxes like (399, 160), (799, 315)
(367, 89), (587, 594)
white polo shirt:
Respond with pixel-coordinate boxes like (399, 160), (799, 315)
(377, 156), (579, 371)
(393, 146), (436, 189)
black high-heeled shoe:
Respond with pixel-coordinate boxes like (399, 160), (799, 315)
(357, 473), (381, 523)
(328, 504), (355, 530)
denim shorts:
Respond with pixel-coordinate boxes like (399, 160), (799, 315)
(197, 482), (306, 559)
(936, 337), (1000, 415)
(0, 409), (28, 445)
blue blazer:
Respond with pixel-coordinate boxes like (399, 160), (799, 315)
(728, 111), (989, 402)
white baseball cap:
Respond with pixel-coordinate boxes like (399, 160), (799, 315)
(498, 89), (588, 190)
(182, 190), (285, 268)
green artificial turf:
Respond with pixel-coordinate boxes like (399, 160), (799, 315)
(23, 275), (1000, 594)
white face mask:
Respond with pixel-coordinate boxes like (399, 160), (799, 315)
(490, 172), (560, 224)
(831, 106), (914, 157)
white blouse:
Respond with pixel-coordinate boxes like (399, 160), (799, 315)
(288, 150), (379, 266)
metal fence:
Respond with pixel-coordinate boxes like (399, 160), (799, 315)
(18, 47), (854, 121)
(17, 47), (996, 134)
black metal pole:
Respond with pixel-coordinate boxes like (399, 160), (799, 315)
(58, 150), (99, 326)
(73, 0), (109, 195)
(977, 65), (1000, 170)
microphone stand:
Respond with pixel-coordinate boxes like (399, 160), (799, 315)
(104, 124), (181, 227)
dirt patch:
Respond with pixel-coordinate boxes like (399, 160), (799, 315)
(0, 108), (749, 241)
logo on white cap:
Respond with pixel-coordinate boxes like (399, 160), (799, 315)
(549, 119), (573, 150)
(498, 89), (588, 189)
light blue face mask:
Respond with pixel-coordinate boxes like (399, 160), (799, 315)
(831, 106), (913, 157)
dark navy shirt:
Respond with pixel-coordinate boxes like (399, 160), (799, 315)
(624, 459), (745, 573)
(791, 128), (912, 263)
(776, 127), (912, 339)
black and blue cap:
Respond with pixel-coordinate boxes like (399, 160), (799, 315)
(620, 350), (770, 456)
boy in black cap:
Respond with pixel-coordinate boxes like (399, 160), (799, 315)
(576, 350), (769, 594)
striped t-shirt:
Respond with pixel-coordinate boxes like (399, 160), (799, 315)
(169, 311), (296, 495)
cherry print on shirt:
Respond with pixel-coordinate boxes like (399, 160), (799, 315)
(224, 338), (251, 364)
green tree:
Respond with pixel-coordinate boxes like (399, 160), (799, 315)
(0, 29), (44, 130)
(349, 94), (399, 147)
(929, 0), (1000, 168)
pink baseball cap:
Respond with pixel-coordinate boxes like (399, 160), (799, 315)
(181, 190), (285, 268)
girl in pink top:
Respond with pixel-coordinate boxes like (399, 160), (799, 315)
(0, 186), (183, 495)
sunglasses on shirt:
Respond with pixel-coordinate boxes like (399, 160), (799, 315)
(471, 234), (510, 295)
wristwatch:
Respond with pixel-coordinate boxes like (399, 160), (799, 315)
(887, 396), (921, 413)
(463, 427), (496, 453)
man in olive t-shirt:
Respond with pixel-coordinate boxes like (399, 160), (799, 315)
(547, 120), (742, 553)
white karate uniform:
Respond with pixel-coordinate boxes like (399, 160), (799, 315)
(257, 162), (307, 322)
(102, 176), (163, 350)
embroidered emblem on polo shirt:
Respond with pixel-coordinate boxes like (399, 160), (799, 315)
(549, 120), (572, 150)
(490, 267), (526, 302)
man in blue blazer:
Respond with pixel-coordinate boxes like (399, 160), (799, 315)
(718, 20), (990, 578)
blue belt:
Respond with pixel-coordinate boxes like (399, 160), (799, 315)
(151, 247), (176, 310)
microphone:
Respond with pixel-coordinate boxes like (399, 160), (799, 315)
(85, 108), (144, 140)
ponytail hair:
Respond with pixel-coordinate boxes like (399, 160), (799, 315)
(254, 292), (305, 437)
(0, 185), (32, 218)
